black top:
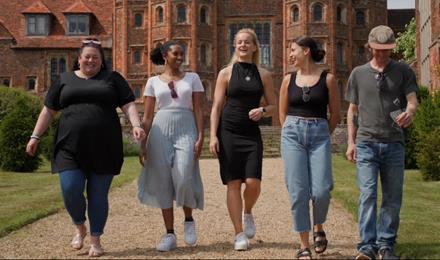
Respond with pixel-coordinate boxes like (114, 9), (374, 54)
(287, 71), (329, 119)
(44, 70), (135, 175)
(221, 62), (264, 134)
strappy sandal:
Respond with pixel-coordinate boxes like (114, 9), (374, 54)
(89, 244), (104, 257)
(297, 248), (312, 259)
(313, 231), (328, 254)
(71, 233), (86, 250)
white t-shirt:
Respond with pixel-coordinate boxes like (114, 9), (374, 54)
(144, 72), (204, 110)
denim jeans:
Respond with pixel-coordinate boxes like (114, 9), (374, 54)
(356, 141), (405, 253)
(59, 169), (114, 236)
(280, 116), (333, 232)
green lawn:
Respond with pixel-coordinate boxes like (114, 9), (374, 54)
(332, 156), (440, 259)
(0, 157), (140, 238)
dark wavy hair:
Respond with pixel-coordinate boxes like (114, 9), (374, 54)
(294, 36), (326, 62)
(150, 40), (182, 65)
(73, 37), (108, 71)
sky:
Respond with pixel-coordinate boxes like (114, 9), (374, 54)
(388, 0), (415, 9)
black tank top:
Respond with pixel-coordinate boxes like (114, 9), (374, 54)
(287, 70), (329, 119)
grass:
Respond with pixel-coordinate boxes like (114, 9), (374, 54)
(332, 156), (440, 259)
(0, 157), (140, 238)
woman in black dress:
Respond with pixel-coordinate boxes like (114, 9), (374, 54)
(26, 38), (145, 257)
(209, 28), (276, 251)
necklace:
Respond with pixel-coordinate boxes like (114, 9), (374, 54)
(238, 63), (253, 82)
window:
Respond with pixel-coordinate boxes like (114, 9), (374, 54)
(25, 14), (49, 36)
(133, 50), (141, 64)
(292, 6), (299, 23)
(50, 57), (67, 86)
(356, 10), (365, 26)
(337, 5), (342, 22)
(66, 14), (89, 35)
(338, 81), (344, 100)
(134, 13), (143, 27)
(26, 76), (37, 91)
(156, 6), (164, 24)
(357, 46), (365, 58)
(132, 84), (142, 99)
(202, 81), (211, 101)
(200, 6), (208, 24)
(336, 43), (343, 65)
(177, 4), (186, 23)
(229, 22), (272, 65)
(200, 44), (207, 65)
(312, 3), (323, 22)
(181, 42), (188, 65)
(1, 77), (11, 87)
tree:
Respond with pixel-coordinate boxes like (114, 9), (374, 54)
(394, 18), (416, 62)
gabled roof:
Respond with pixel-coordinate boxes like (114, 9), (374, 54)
(22, 1), (51, 14)
(63, 1), (93, 14)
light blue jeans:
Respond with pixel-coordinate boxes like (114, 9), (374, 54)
(280, 116), (333, 232)
(59, 169), (114, 236)
(356, 141), (405, 253)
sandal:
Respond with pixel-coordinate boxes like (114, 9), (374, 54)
(297, 248), (312, 259)
(71, 233), (86, 250)
(89, 244), (104, 257)
(313, 231), (328, 254)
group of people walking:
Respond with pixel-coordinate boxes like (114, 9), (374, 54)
(25, 24), (418, 260)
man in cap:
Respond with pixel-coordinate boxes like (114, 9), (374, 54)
(345, 25), (419, 259)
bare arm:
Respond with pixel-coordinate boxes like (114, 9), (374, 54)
(193, 92), (204, 159)
(326, 73), (341, 134)
(139, 96), (156, 165)
(346, 103), (358, 163)
(121, 101), (145, 141)
(396, 92), (418, 128)
(209, 67), (229, 157)
(25, 106), (57, 156)
(278, 74), (291, 126)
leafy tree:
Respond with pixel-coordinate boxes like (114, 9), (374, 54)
(394, 18), (416, 62)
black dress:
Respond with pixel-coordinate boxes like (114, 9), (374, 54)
(44, 70), (135, 175)
(218, 62), (264, 184)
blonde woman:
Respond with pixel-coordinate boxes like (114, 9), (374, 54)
(209, 28), (276, 250)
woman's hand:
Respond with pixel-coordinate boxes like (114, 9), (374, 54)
(139, 145), (147, 166)
(26, 138), (39, 156)
(194, 138), (203, 160)
(249, 107), (264, 121)
(209, 136), (219, 157)
(132, 126), (146, 141)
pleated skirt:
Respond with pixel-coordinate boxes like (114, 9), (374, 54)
(137, 108), (204, 210)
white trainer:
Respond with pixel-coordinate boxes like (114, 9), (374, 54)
(183, 221), (197, 246)
(243, 213), (256, 238)
(156, 233), (177, 252)
(234, 232), (249, 251)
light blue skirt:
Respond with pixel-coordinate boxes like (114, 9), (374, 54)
(138, 108), (204, 210)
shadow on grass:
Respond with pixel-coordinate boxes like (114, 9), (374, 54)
(397, 242), (440, 259)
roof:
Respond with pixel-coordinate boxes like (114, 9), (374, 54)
(0, 0), (113, 49)
(21, 1), (51, 14)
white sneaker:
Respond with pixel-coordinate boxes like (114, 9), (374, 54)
(234, 232), (249, 251)
(156, 233), (177, 252)
(183, 221), (197, 246)
(243, 213), (256, 238)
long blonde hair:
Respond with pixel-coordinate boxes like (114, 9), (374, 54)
(227, 28), (261, 66)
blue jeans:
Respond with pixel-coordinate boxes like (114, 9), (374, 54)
(59, 169), (114, 236)
(280, 116), (333, 232)
(356, 141), (405, 253)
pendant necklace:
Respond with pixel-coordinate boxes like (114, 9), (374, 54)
(241, 65), (252, 82)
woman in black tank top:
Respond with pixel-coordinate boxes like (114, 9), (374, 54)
(209, 28), (277, 251)
(279, 36), (341, 259)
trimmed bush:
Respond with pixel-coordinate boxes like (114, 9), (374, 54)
(0, 101), (41, 171)
(417, 128), (440, 181)
(123, 134), (140, 157)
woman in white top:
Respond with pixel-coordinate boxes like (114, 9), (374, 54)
(138, 41), (204, 252)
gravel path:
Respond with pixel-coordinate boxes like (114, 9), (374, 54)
(0, 158), (358, 259)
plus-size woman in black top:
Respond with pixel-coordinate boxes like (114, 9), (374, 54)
(209, 28), (276, 251)
(26, 38), (145, 257)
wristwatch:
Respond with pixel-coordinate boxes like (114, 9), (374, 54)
(260, 107), (266, 114)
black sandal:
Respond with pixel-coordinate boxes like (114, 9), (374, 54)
(313, 231), (328, 254)
(297, 248), (312, 259)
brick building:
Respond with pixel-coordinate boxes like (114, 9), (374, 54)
(0, 0), (388, 125)
(415, 0), (440, 91)
(114, 0), (387, 124)
(0, 0), (113, 94)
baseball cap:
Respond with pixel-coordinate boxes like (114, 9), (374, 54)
(368, 25), (396, 50)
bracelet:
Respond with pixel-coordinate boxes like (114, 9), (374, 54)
(30, 134), (40, 141)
